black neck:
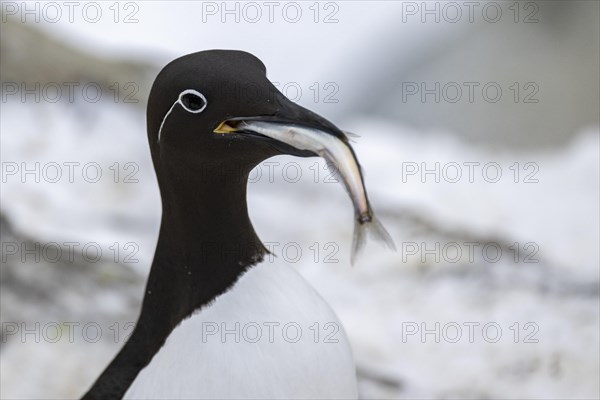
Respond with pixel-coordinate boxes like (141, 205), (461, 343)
(82, 167), (266, 399)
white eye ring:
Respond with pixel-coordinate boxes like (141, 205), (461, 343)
(178, 89), (208, 113)
(158, 89), (208, 143)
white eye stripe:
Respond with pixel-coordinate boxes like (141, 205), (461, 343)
(157, 101), (177, 143)
(158, 89), (208, 143)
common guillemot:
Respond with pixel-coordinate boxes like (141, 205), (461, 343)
(82, 50), (394, 399)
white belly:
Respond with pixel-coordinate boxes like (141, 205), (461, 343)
(124, 261), (358, 399)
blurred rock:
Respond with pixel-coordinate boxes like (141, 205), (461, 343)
(0, 211), (143, 343)
(0, 17), (159, 106)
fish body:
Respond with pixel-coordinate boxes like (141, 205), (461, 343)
(239, 121), (396, 263)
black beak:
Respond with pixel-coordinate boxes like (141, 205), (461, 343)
(213, 96), (350, 157)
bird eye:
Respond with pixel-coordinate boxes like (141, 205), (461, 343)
(178, 89), (207, 113)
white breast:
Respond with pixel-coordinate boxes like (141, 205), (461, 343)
(124, 260), (358, 399)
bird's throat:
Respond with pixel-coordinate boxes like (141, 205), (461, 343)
(149, 167), (267, 319)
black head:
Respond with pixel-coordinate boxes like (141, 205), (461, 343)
(147, 50), (347, 191)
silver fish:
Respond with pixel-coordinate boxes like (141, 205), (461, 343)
(238, 121), (396, 264)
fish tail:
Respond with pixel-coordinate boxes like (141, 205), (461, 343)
(351, 213), (396, 265)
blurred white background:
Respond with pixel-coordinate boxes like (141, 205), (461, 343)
(1, 1), (599, 399)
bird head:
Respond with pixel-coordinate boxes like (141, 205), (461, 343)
(147, 50), (350, 178)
